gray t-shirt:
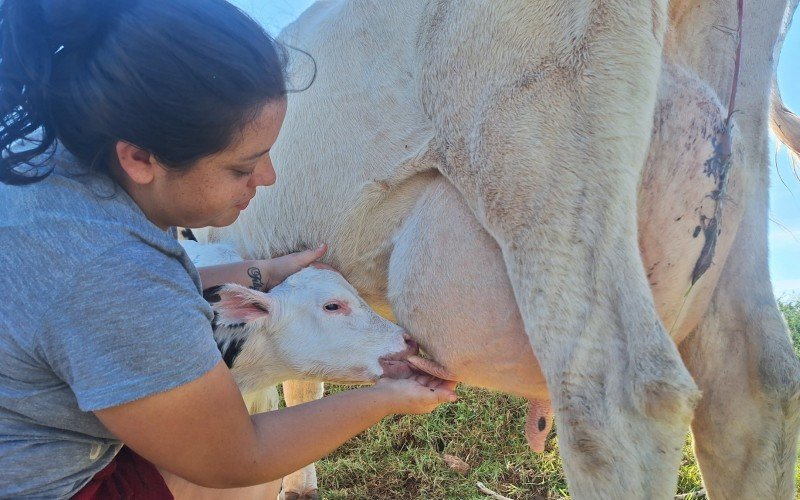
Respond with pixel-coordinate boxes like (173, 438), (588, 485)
(0, 148), (222, 498)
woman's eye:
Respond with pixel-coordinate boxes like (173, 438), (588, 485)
(324, 303), (340, 311)
(234, 169), (254, 178)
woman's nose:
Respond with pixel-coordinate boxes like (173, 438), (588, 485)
(249, 158), (276, 187)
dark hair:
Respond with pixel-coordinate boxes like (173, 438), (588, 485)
(0, 0), (288, 185)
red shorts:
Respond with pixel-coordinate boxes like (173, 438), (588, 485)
(72, 446), (173, 500)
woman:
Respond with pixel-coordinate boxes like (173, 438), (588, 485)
(0, 0), (457, 498)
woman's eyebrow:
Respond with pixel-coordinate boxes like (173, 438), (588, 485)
(237, 147), (270, 162)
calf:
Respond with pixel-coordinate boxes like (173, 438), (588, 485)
(180, 239), (419, 394)
(167, 240), (421, 499)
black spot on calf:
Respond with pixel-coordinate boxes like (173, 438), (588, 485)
(203, 285), (224, 303)
(216, 337), (247, 368)
(181, 228), (198, 241)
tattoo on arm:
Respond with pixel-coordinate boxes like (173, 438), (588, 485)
(247, 267), (264, 291)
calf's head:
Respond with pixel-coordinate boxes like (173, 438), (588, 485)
(208, 267), (418, 393)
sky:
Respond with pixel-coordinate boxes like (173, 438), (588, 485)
(231, 0), (800, 299)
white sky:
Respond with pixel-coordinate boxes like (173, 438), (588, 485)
(230, 0), (800, 298)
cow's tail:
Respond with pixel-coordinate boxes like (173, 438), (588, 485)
(770, 79), (800, 166)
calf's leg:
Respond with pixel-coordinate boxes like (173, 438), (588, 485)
(279, 380), (324, 500)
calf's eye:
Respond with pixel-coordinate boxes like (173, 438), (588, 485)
(324, 303), (340, 311)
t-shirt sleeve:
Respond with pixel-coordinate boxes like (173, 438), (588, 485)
(39, 242), (222, 411)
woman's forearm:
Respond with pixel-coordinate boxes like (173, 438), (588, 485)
(221, 377), (454, 487)
(197, 260), (267, 291)
(96, 363), (454, 490)
(226, 386), (394, 486)
(195, 245), (329, 292)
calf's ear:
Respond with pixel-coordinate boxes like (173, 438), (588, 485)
(213, 284), (275, 326)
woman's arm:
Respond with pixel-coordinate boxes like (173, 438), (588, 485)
(95, 361), (456, 488)
(197, 244), (328, 291)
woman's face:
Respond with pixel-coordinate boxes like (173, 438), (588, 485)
(146, 99), (287, 229)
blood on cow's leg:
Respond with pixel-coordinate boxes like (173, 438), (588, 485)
(678, 193), (800, 499)
(415, 1), (699, 496)
(279, 380), (323, 500)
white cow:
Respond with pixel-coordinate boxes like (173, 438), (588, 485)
(201, 1), (800, 498)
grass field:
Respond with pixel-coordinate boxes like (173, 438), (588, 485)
(310, 299), (800, 499)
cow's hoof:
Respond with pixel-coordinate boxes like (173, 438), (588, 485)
(283, 489), (319, 500)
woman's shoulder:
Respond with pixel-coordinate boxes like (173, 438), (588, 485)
(3, 146), (120, 221)
(3, 146), (186, 259)
(0, 145), (199, 316)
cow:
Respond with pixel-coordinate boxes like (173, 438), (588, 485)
(199, 1), (800, 498)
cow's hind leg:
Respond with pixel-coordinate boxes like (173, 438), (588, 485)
(679, 222), (800, 499)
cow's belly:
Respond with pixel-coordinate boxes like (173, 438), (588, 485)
(387, 177), (547, 400)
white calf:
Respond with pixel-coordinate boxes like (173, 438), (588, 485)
(180, 239), (418, 393)
(168, 240), (418, 500)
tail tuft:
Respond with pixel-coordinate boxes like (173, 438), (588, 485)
(770, 82), (800, 168)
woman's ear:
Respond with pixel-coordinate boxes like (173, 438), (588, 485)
(115, 141), (157, 185)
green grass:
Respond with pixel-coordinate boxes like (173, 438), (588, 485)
(318, 387), (567, 499)
(779, 297), (800, 358)
(310, 299), (800, 498)
(782, 298), (800, 496)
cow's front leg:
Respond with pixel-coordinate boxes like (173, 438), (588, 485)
(279, 380), (323, 500)
(417, 1), (698, 497)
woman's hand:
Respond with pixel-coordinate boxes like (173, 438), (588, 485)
(197, 244), (331, 292)
(259, 243), (331, 289)
(370, 376), (458, 415)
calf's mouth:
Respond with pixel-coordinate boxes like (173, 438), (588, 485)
(379, 335), (458, 381)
